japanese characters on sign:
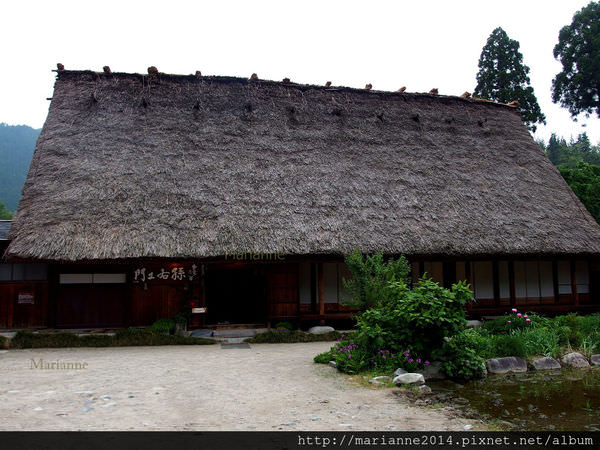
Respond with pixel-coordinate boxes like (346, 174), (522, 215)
(18, 292), (35, 304)
(133, 264), (198, 283)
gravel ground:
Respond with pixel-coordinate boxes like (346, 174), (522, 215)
(0, 342), (475, 431)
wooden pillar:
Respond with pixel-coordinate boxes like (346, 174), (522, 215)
(508, 261), (516, 306)
(552, 260), (559, 303)
(571, 260), (579, 306)
(318, 262), (325, 325)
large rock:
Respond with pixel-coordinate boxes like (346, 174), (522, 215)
(532, 357), (561, 371)
(485, 357), (527, 374)
(561, 352), (590, 368)
(466, 320), (483, 329)
(393, 368), (407, 377)
(393, 373), (425, 385)
(308, 326), (335, 335)
(591, 355), (600, 366)
(417, 361), (446, 381)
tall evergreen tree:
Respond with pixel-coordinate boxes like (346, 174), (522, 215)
(474, 27), (546, 132)
(552, 1), (600, 118)
(0, 200), (12, 220)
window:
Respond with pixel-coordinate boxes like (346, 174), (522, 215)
(0, 263), (47, 281)
(557, 261), (571, 294)
(59, 273), (126, 284)
(472, 261), (494, 299)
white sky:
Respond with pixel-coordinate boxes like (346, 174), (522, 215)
(1, 0), (598, 144)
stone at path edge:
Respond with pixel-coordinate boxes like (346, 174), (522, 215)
(393, 373), (425, 385)
(485, 357), (527, 374)
(561, 352), (590, 368)
(531, 356), (561, 371)
(308, 326), (335, 335)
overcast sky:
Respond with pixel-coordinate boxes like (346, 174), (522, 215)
(1, 0), (598, 144)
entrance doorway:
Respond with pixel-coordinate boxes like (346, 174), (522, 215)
(204, 265), (267, 324)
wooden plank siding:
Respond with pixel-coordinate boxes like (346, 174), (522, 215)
(0, 282), (48, 328)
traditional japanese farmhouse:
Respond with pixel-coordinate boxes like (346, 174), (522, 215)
(2, 68), (600, 329)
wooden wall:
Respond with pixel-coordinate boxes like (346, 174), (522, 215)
(0, 282), (48, 328)
(267, 263), (298, 320)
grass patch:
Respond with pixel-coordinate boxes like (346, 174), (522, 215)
(0, 335), (7, 348)
(10, 328), (215, 349)
(246, 330), (342, 344)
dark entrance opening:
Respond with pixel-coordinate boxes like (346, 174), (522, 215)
(204, 265), (267, 324)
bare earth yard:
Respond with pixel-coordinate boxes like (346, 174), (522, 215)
(0, 342), (473, 431)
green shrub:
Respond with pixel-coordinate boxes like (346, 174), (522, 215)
(353, 278), (472, 357)
(275, 321), (294, 330)
(0, 335), (6, 348)
(342, 249), (411, 309)
(440, 328), (487, 380)
(151, 318), (176, 334)
(11, 331), (81, 349)
(487, 333), (527, 358)
(10, 329), (214, 349)
(247, 330), (341, 344)
(314, 351), (333, 364)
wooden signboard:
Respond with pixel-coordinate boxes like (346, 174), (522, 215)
(17, 292), (34, 305)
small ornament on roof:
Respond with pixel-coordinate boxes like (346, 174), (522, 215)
(460, 91), (471, 99)
(103, 66), (111, 74)
(195, 70), (202, 78)
(429, 88), (439, 95)
(282, 77), (290, 84)
(250, 73), (259, 81)
(508, 100), (520, 107)
(325, 81), (332, 87)
(147, 66), (159, 75)
(365, 83), (372, 90)
(56, 63), (64, 71)
(396, 86), (406, 93)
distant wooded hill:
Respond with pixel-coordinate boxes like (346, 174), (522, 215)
(0, 123), (40, 212)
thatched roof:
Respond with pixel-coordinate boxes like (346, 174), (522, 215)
(0, 220), (10, 240)
(6, 70), (600, 262)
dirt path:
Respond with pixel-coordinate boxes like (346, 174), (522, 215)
(0, 342), (475, 431)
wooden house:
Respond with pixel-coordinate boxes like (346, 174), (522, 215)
(2, 69), (600, 329)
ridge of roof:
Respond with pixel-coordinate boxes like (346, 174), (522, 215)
(53, 69), (519, 111)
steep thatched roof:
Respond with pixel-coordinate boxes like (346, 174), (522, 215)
(6, 70), (600, 262)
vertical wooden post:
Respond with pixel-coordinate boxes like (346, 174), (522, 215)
(508, 261), (516, 306)
(318, 262), (325, 325)
(552, 260), (559, 303)
(571, 260), (579, 306)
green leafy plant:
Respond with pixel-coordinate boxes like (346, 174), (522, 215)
(11, 329), (214, 348)
(151, 318), (176, 335)
(248, 330), (341, 344)
(342, 249), (410, 309)
(354, 278), (472, 357)
(440, 328), (487, 380)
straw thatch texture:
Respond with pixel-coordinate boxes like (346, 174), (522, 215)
(6, 71), (600, 261)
